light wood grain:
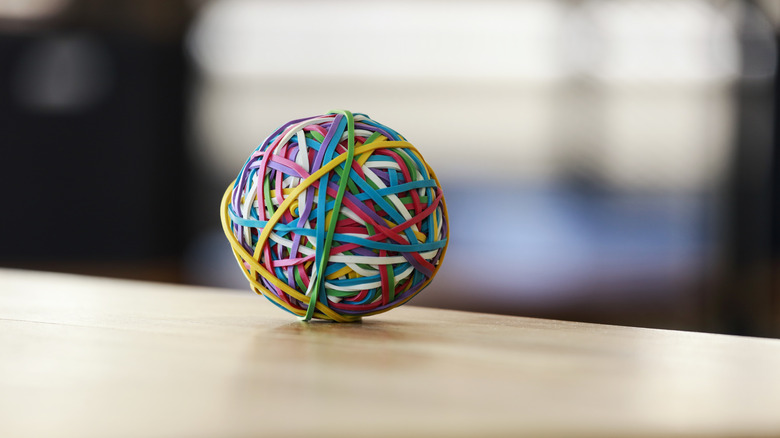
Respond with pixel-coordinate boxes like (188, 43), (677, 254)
(1, 268), (780, 437)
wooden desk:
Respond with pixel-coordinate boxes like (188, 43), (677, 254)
(2, 268), (780, 437)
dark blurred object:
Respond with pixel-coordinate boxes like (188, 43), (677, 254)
(773, 26), (780, 336)
(0, 0), (191, 282)
(711, 1), (779, 337)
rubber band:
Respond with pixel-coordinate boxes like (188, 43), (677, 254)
(221, 111), (449, 322)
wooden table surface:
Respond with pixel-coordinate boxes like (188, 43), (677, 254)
(2, 268), (780, 437)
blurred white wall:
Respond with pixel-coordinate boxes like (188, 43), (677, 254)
(188, 0), (739, 190)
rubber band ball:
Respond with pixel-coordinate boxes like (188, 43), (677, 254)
(220, 110), (449, 322)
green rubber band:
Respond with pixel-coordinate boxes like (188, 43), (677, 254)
(303, 110), (358, 321)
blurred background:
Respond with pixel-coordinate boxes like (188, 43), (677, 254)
(1, 0), (778, 337)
